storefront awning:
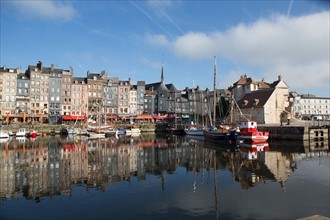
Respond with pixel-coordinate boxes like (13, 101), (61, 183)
(62, 115), (86, 121)
(136, 115), (154, 120)
(152, 115), (168, 120)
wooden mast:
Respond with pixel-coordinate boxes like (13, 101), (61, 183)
(193, 81), (197, 125)
(213, 56), (217, 127)
(201, 90), (204, 127)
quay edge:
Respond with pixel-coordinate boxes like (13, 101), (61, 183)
(257, 124), (329, 141)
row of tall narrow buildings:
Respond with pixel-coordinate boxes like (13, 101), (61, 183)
(1, 61), (329, 125)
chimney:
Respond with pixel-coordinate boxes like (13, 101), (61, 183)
(37, 61), (42, 71)
(278, 75), (282, 81)
(51, 64), (54, 71)
(3, 64), (6, 70)
(69, 66), (73, 74)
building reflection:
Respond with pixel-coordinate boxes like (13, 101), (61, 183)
(0, 134), (328, 202)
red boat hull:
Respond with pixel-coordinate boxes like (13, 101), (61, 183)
(238, 131), (269, 143)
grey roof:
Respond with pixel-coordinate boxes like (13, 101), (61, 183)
(236, 88), (275, 109)
(73, 77), (87, 84)
(17, 72), (29, 80)
(165, 83), (178, 92)
(145, 82), (168, 92)
(87, 73), (102, 80)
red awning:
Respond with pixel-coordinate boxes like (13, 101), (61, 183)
(136, 115), (153, 119)
(62, 115), (86, 121)
(106, 115), (119, 119)
(152, 115), (168, 120)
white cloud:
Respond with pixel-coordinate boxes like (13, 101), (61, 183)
(10, 0), (77, 22)
(145, 33), (170, 46)
(167, 11), (329, 92)
(172, 32), (218, 59)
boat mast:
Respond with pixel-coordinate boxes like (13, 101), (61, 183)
(193, 81), (197, 126)
(213, 56), (217, 127)
(201, 90), (204, 127)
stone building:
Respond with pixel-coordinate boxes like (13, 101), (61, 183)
(118, 79), (131, 117)
(105, 76), (119, 116)
(136, 81), (145, 115)
(234, 75), (289, 124)
(87, 72), (104, 118)
(290, 92), (330, 120)
(26, 61), (49, 118)
(61, 67), (73, 116)
(130, 85), (137, 116)
(16, 71), (30, 115)
(0, 65), (18, 115)
(71, 77), (88, 117)
(48, 66), (63, 124)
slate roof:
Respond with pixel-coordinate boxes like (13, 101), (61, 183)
(73, 77), (87, 84)
(87, 73), (102, 80)
(17, 72), (29, 80)
(236, 88), (275, 109)
(166, 83), (178, 92)
(145, 82), (168, 92)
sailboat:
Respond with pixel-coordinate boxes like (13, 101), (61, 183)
(203, 56), (239, 143)
(87, 104), (109, 138)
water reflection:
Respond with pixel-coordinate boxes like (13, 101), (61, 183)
(1, 134), (328, 205)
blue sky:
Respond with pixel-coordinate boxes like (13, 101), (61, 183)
(1, 0), (329, 97)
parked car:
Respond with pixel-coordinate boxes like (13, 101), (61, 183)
(301, 116), (311, 120)
(312, 115), (323, 120)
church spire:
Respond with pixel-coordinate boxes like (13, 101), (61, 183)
(161, 56), (164, 83)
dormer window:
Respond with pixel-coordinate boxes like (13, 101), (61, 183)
(254, 99), (259, 106)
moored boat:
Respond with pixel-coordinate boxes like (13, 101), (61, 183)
(16, 128), (27, 137)
(184, 127), (204, 136)
(87, 132), (106, 139)
(126, 126), (141, 136)
(116, 128), (126, 136)
(26, 130), (38, 138)
(0, 130), (10, 139)
(203, 127), (238, 142)
(238, 121), (269, 143)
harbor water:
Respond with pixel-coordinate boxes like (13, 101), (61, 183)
(0, 134), (329, 220)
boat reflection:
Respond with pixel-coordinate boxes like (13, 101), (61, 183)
(239, 142), (269, 160)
